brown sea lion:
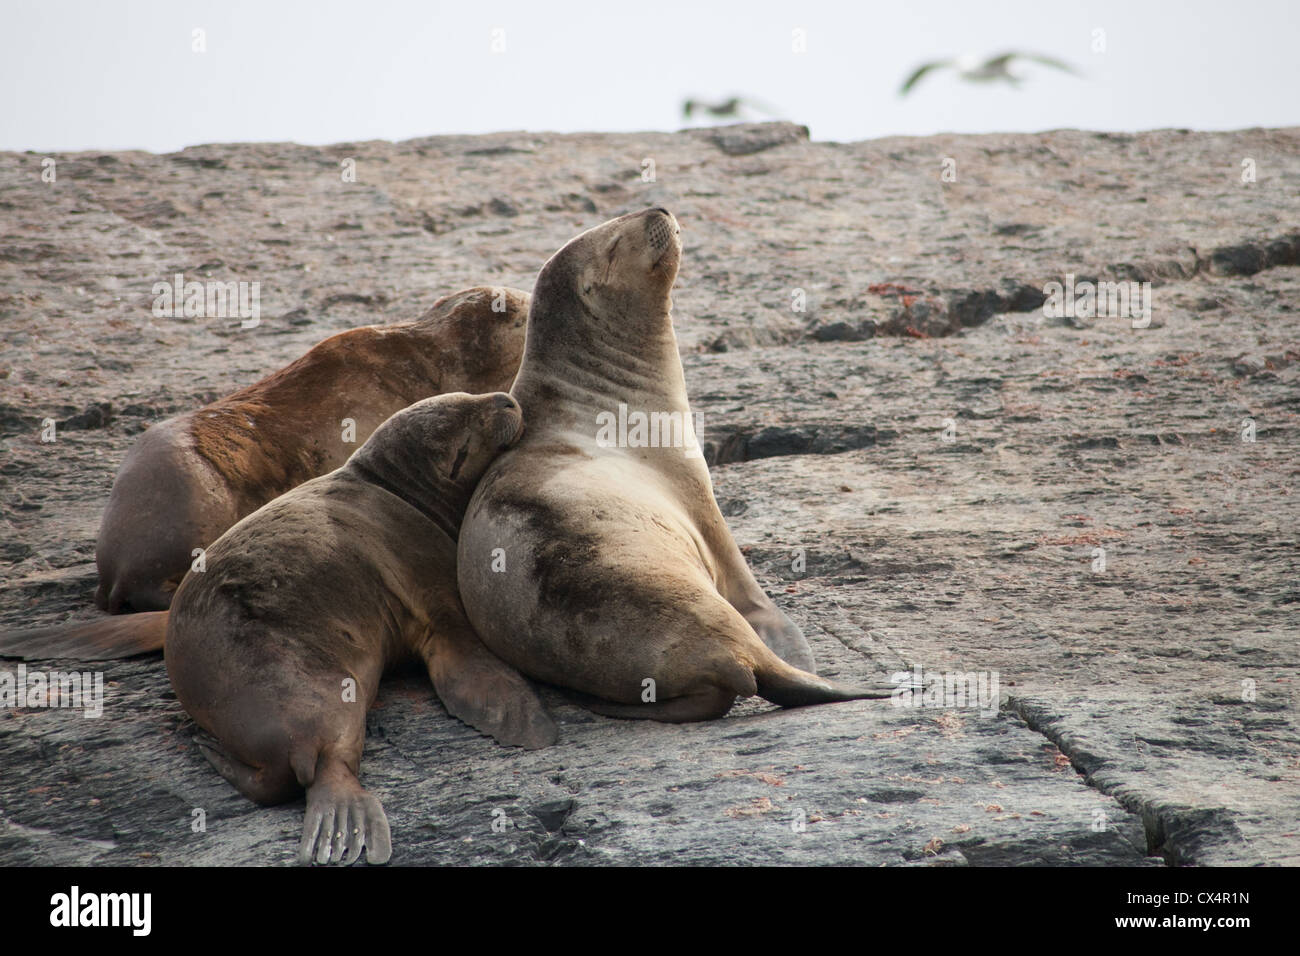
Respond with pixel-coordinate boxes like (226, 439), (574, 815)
(457, 209), (889, 722)
(165, 392), (556, 866)
(95, 285), (529, 614)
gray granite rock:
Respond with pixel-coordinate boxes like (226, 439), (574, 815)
(1, 123), (1297, 865)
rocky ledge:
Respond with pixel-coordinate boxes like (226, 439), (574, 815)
(1, 123), (1297, 865)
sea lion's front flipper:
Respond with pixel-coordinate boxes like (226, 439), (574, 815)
(706, 534), (819, 673)
(739, 601), (818, 675)
(421, 622), (559, 750)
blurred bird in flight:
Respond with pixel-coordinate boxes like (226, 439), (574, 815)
(682, 95), (783, 121)
(899, 51), (1081, 95)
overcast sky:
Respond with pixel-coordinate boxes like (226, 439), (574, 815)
(2, 0), (1295, 153)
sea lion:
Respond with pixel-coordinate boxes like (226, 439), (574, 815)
(457, 209), (888, 721)
(165, 392), (557, 866)
(95, 285), (529, 614)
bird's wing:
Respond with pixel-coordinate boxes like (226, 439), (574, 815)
(738, 95), (783, 118)
(900, 60), (952, 95)
(1002, 51), (1081, 75)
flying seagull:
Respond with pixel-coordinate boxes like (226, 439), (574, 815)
(682, 96), (782, 121)
(899, 51), (1081, 95)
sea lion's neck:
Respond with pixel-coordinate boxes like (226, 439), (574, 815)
(513, 308), (689, 424)
(347, 455), (470, 541)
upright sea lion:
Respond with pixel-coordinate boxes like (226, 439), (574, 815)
(96, 285), (529, 614)
(165, 392), (556, 866)
(457, 209), (888, 721)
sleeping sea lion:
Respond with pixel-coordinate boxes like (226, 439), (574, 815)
(96, 285), (529, 614)
(165, 392), (556, 865)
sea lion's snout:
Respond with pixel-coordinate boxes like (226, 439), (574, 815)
(644, 207), (679, 253)
(485, 392), (525, 449)
(642, 208), (681, 278)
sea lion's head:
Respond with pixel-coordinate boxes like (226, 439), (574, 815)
(418, 287), (531, 394)
(350, 392), (525, 500)
(531, 208), (682, 335)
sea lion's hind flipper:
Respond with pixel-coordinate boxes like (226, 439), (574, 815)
(193, 732), (299, 805)
(0, 611), (168, 661)
(422, 624), (559, 749)
(299, 763), (391, 866)
(195, 730), (390, 865)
